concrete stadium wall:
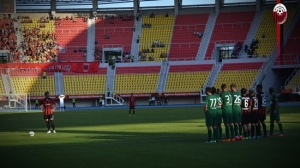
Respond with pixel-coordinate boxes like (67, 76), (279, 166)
(29, 95), (202, 109)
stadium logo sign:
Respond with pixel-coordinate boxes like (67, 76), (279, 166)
(272, 3), (288, 24)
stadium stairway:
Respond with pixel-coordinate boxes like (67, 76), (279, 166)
(131, 17), (142, 62)
(13, 20), (23, 47)
(105, 66), (116, 98)
(196, 12), (217, 60)
(156, 61), (170, 93)
(86, 17), (96, 62)
(241, 10), (264, 58)
(205, 62), (222, 88)
(55, 72), (64, 95)
(0, 77), (5, 95)
(0, 74), (14, 95)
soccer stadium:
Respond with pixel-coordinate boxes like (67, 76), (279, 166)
(0, 0), (300, 167)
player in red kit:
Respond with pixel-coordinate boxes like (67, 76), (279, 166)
(39, 91), (57, 133)
(129, 93), (136, 116)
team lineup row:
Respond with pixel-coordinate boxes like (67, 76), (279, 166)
(204, 84), (283, 143)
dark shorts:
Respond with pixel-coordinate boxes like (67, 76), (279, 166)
(44, 114), (54, 120)
(129, 106), (135, 110)
(216, 112), (222, 125)
(232, 111), (241, 123)
(250, 111), (258, 123)
(205, 112), (216, 126)
(242, 111), (250, 125)
(270, 111), (280, 121)
(258, 107), (266, 121)
(222, 112), (233, 124)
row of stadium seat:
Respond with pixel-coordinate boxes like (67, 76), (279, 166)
(214, 70), (259, 90)
(114, 74), (159, 94)
(286, 71), (300, 90)
(205, 11), (255, 59)
(140, 15), (174, 62)
(165, 72), (210, 93)
(11, 76), (55, 96)
(64, 75), (106, 95)
(169, 13), (209, 60)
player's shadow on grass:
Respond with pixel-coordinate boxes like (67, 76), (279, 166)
(56, 129), (204, 143)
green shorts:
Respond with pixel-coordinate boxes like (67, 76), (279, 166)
(232, 111), (242, 123)
(270, 111), (280, 121)
(205, 110), (216, 126)
(222, 112), (233, 124)
(216, 111), (222, 125)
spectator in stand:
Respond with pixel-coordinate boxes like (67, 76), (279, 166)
(150, 12), (155, 18)
(136, 12), (140, 21)
(244, 44), (248, 53)
(130, 55), (134, 62)
(165, 12), (169, 17)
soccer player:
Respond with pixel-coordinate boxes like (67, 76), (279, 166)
(204, 87), (217, 143)
(249, 89), (259, 138)
(39, 91), (57, 133)
(212, 87), (222, 142)
(256, 84), (267, 137)
(230, 84), (242, 140)
(220, 84), (234, 141)
(268, 87), (283, 137)
(241, 88), (251, 139)
(129, 93), (136, 116)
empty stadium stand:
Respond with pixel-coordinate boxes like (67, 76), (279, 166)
(168, 14), (209, 60)
(63, 68), (107, 95)
(114, 66), (161, 94)
(10, 72), (56, 96)
(139, 15), (174, 62)
(95, 16), (133, 53)
(254, 9), (296, 58)
(285, 70), (300, 91)
(55, 17), (87, 62)
(275, 18), (300, 65)
(214, 62), (263, 89)
(205, 11), (255, 59)
(165, 64), (213, 92)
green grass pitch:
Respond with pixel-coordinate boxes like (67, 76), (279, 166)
(0, 106), (300, 168)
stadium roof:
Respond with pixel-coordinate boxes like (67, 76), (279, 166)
(15, 0), (297, 11)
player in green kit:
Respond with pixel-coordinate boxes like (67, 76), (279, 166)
(230, 84), (243, 140)
(212, 87), (223, 142)
(204, 87), (218, 143)
(220, 84), (235, 142)
(268, 87), (283, 137)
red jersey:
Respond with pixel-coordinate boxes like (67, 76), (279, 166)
(129, 96), (135, 107)
(39, 98), (56, 115)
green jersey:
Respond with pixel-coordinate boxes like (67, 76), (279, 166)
(214, 94), (222, 114)
(231, 91), (242, 113)
(220, 91), (232, 113)
(270, 93), (279, 112)
(205, 94), (217, 114)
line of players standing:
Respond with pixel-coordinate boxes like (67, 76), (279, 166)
(204, 84), (283, 143)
